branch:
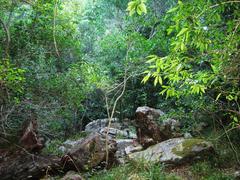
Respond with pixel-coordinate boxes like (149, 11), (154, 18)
(217, 119), (240, 165)
(224, 109), (240, 116)
(0, 18), (10, 57)
(53, 0), (60, 57)
(104, 42), (134, 167)
(210, 1), (240, 8)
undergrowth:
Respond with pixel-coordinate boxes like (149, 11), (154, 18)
(90, 160), (181, 180)
(89, 160), (234, 180)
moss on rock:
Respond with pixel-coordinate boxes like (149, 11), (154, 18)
(172, 139), (207, 157)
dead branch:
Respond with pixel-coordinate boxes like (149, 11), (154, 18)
(53, 0), (60, 57)
(0, 18), (10, 57)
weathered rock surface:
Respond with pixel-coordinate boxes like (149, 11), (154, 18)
(19, 119), (44, 152)
(59, 139), (84, 153)
(99, 127), (137, 139)
(85, 118), (121, 133)
(64, 132), (117, 170)
(115, 139), (143, 164)
(128, 138), (214, 165)
(135, 106), (168, 147)
(125, 144), (143, 155)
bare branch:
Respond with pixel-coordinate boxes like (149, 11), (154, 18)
(0, 18), (10, 57)
(53, 0), (60, 57)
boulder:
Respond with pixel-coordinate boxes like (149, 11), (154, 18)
(128, 138), (214, 166)
(135, 106), (183, 148)
(99, 127), (137, 139)
(64, 132), (117, 170)
(84, 118), (121, 133)
(135, 106), (168, 147)
(19, 119), (44, 152)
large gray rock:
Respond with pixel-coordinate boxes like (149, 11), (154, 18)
(128, 138), (214, 165)
(85, 118), (121, 133)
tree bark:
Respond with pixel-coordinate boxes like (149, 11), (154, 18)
(0, 152), (62, 180)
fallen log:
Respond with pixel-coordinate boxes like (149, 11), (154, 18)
(0, 151), (62, 180)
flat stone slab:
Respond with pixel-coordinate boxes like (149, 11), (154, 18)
(128, 138), (214, 165)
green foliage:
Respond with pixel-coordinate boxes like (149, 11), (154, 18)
(91, 160), (181, 180)
(0, 59), (25, 104)
(90, 160), (234, 180)
(127, 0), (147, 16)
(68, 131), (89, 141)
(140, 0), (240, 125)
(42, 139), (64, 156)
(191, 162), (234, 180)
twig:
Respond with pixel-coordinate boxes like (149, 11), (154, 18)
(62, 155), (80, 173)
(210, 1), (240, 8)
(212, 126), (239, 141)
(218, 119), (240, 165)
(53, 0), (60, 57)
(106, 72), (144, 94)
(105, 68), (128, 166)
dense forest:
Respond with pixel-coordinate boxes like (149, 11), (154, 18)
(0, 0), (239, 179)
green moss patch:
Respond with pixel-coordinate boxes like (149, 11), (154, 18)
(172, 139), (206, 157)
